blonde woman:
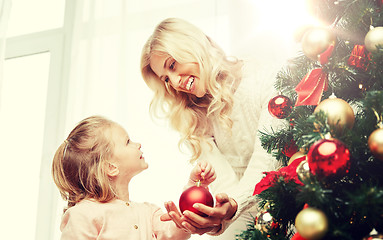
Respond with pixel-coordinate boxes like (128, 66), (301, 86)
(52, 115), (216, 240)
(141, 18), (283, 238)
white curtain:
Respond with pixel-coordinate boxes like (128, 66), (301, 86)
(0, 0), (11, 112)
(64, 0), (231, 124)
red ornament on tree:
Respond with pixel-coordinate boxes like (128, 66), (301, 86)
(307, 138), (351, 179)
(179, 181), (214, 217)
(282, 139), (299, 158)
(268, 95), (293, 119)
(348, 45), (371, 71)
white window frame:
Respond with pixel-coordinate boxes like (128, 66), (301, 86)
(4, 1), (74, 239)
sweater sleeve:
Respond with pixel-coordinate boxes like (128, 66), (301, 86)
(199, 138), (239, 195)
(198, 138), (255, 236)
(227, 63), (285, 222)
(199, 135), (278, 236)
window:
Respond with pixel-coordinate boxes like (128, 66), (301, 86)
(2, 1), (68, 239)
(0, 52), (50, 239)
(7, 0), (65, 37)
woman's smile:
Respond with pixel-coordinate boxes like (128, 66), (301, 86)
(149, 53), (206, 97)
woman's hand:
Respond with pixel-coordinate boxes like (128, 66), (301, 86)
(188, 160), (216, 188)
(161, 193), (238, 235)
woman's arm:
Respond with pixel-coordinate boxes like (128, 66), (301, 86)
(228, 63), (285, 221)
(160, 137), (240, 235)
(161, 192), (237, 235)
(181, 137), (242, 234)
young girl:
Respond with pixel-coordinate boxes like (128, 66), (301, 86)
(52, 115), (216, 240)
(140, 18), (283, 238)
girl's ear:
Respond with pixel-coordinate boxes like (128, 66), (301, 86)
(106, 162), (119, 177)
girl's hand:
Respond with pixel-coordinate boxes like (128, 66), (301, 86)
(188, 160), (216, 188)
(181, 193), (237, 235)
(160, 201), (188, 230)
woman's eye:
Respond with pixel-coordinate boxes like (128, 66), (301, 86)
(164, 77), (169, 83)
(169, 61), (175, 70)
(126, 139), (130, 145)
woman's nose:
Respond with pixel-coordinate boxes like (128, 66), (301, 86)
(168, 74), (181, 88)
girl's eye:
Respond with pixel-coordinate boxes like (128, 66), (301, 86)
(164, 77), (169, 83)
(126, 139), (130, 145)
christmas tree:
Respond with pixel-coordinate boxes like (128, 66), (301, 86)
(238, 0), (383, 239)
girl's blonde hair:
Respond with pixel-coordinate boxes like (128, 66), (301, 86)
(141, 18), (243, 162)
(52, 116), (116, 211)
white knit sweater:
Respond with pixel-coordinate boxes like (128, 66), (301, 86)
(199, 60), (285, 234)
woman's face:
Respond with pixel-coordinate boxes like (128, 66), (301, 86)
(149, 52), (206, 98)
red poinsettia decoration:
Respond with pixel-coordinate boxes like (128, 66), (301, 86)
(253, 156), (306, 195)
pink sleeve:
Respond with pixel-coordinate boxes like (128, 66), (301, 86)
(60, 207), (101, 240)
(150, 204), (191, 240)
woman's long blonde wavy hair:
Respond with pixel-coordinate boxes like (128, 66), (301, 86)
(52, 116), (116, 212)
(141, 18), (243, 162)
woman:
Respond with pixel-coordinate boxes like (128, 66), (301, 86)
(140, 18), (283, 238)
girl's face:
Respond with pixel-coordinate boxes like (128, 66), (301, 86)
(109, 124), (148, 179)
(149, 52), (206, 98)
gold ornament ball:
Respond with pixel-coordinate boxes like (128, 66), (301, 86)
(314, 96), (355, 131)
(368, 128), (383, 160)
(364, 26), (383, 53)
(295, 207), (329, 240)
(302, 27), (336, 61)
(255, 211), (274, 233)
(296, 159), (311, 182)
(294, 25), (315, 42)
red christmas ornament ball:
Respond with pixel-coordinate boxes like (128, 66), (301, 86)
(179, 183), (214, 217)
(282, 140), (299, 158)
(268, 95), (293, 119)
(307, 138), (351, 179)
